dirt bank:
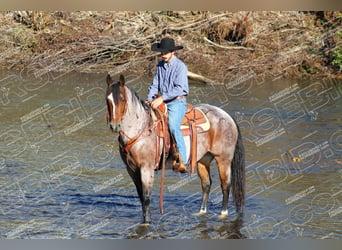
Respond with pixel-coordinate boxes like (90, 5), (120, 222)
(0, 11), (341, 82)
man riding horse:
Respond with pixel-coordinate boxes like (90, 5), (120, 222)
(145, 37), (189, 173)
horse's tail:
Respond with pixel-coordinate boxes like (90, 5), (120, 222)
(231, 120), (245, 216)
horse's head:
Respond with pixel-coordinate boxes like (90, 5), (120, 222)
(106, 74), (127, 132)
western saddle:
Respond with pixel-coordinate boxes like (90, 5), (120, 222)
(152, 102), (210, 174)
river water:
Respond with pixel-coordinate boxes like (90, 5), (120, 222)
(0, 70), (341, 239)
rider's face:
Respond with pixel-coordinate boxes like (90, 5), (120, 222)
(161, 51), (175, 63)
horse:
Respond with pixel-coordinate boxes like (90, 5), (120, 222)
(105, 74), (245, 225)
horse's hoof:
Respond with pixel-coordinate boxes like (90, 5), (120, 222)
(192, 210), (206, 216)
(140, 220), (151, 227)
(218, 211), (228, 219)
(218, 214), (227, 219)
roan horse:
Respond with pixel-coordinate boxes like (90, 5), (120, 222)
(105, 74), (245, 224)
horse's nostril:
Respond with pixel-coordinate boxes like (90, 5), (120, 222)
(109, 123), (120, 132)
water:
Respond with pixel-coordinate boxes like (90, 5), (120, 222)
(0, 70), (341, 239)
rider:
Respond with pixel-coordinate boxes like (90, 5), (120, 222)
(146, 37), (189, 173)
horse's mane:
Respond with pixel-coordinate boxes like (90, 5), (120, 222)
(127, 86), (150, 112)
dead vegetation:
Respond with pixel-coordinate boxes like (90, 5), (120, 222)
(0, 11), (341, 82)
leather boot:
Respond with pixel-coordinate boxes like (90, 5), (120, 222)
(172, 153), (187, 173)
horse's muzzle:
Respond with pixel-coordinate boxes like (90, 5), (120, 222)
(109, 122), (120, 133)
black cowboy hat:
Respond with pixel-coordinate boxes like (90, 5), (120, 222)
(151, 37), (183, 52)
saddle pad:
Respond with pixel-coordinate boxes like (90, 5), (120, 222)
(181, 107), (210, 136)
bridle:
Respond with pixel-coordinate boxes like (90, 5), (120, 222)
(106, 82), (151, 151)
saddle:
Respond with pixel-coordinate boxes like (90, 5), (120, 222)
(152, 102), (210, 174)
(181, 104), (210, 136)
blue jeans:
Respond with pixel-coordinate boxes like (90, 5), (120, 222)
(167, 98), (187, 163)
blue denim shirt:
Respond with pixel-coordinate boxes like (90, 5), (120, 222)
(147, 56), (189, 101)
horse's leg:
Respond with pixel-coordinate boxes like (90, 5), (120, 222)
(126, 165), (145, 220)
(126, 165), (153, 225)
(139, 165), (154, 225)
(216, 157), (232, 218)
(195, 161), (212, 215)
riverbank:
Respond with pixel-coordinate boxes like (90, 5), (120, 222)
(0, 11), (341, 82)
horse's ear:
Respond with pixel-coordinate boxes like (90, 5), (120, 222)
(106, 74), (113, 86)
(119, 74), (125, 86)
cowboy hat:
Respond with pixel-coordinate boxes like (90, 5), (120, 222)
(151, 37), (183, 52)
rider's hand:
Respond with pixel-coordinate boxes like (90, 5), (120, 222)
(151, 96), (163, 109)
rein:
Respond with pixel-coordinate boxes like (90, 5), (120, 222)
(155, 107), (167, 214)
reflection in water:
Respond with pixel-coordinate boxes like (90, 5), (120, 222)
(194, 218), (245, 239)
(127, 217), (245, 239)
(0, 70), (341, 239)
